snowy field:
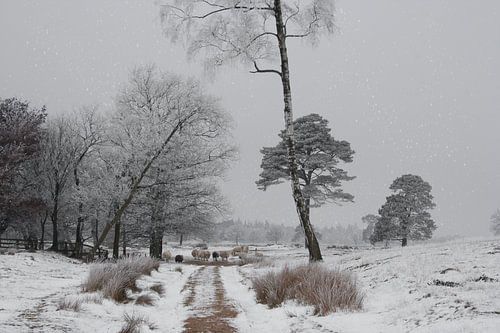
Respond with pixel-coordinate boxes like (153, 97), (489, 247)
(0, 238), (499, 332)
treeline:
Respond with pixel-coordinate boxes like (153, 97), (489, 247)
(0, 65), (235, 258)
(212, 219), (364, 246)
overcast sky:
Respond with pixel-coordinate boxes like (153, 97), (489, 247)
(1, 0), (499, 237)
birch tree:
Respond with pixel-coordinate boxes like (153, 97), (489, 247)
(161, 0), (335, 261)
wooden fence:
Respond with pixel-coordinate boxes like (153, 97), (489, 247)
(0, 238), (108, 260)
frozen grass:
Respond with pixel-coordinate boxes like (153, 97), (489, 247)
(57, 297), (82, 312)
(82, 257), (160, 303)
(135, 294), (155, 306)
(252, 264), (364, 315)
(118, 312), (157, 333)
(149, 283), (165, 296)
(239, 256), (265, 266)
(79, 293), (104, 304)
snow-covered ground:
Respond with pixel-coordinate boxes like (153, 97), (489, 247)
(0, 251), (196, 332)
(230, 238), (500, 333)
(0, 238), (499, 332)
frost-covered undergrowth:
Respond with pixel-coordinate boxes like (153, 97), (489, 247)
(0, 251), (195, 333)
(231, 238), (500, 332)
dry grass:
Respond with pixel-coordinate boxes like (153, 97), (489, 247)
(135, 294), (155, 306)
(149, 283), (165, 296)
(79, 293), (103, 304)
(119, 313), (157, 333)
(252, 264), (364, 316)
(238, 256), (264, 266)
(57, 297), (82, 312)
(82, 257), (160, 303)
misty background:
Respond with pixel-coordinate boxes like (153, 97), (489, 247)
(1, 0), (499, 237)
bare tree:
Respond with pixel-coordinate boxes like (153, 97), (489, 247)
(70, 106), (106, 256)
(39, 117), (78, 250)
(161, 0), (335, 261)
(92, 65), (233, 255)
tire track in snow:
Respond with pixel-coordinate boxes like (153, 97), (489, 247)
(182, 265), (238, 333)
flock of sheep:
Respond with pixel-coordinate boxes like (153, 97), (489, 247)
(161, 245), (258, 263)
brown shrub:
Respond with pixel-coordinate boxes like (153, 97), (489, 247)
(252, 264), (364, 316)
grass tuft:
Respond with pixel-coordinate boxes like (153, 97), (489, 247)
(149, 283), (165, 296)
(252, 264), (364, 316)
(119, 313), (157, 333)
(57, 297), (82, 312)
(135, 294), (155, 306)
(82, 257), (160, 303)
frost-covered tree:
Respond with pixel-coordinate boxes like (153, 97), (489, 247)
(257, 113), (354, 247)
(491, 209), (500, 236)
(93, 65), (234, 255)
(69, 106), (106, 256)
(361, 214), (379, 244)
(266, 224), (284, 244)
(38, 117), (80, 250)
(160, 0), (336, 262)
(371, 174), (436, 247)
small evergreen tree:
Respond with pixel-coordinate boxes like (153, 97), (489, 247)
(372, 174), (436, 247)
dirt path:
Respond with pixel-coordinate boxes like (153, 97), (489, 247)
(182, 265), (239, 333)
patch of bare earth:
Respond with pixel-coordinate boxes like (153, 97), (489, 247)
(183, 266), (238, 333)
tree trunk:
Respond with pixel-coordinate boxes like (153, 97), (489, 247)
(113, 219), (120, 259)
(39, 210), (48, 250)
(122, 223), (126, 256)
(402, 237), (407, 247)
(49, 183), (60, 251)
(304, 198), (310, 249)
(274, 0), (322, 262)
(93, 218), (98, 246)
(149, 228), (163, 259)
(179, 233), (183, 246)
(74, 203), (84, 258)
(74, 167), (84, 258)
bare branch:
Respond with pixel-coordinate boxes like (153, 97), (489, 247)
(249, 60), (282, 76)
